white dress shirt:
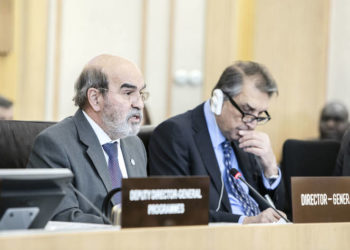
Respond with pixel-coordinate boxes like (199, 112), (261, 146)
(83, 111), (128, 178)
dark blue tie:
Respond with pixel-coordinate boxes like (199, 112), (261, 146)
(102, 142), (122, 204)
(222, 140), (260, 216)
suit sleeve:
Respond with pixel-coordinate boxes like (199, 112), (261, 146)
(27, 132), (106, 224)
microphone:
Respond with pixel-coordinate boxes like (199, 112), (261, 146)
(102, 187), (122, 219)
(73, 185), (122, 224)
(229, 169), (291, 223)
(69, 183), (113, 224)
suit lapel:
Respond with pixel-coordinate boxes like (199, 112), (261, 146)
(192, 104), (231, 212)
(120, 139), (137, 177)
(73, 110), (112, 191)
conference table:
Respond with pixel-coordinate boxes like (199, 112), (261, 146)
(0, 221), (349, 250)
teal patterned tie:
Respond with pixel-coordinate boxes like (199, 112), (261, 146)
(222, 140), (260, 216)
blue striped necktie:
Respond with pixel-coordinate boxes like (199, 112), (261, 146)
(102, 142), (122, 204)
(221, 140), (260, 216)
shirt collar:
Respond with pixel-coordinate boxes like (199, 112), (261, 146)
(82, 110), (120, 145)
(203, 100), (227, 149)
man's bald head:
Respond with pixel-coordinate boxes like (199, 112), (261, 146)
(86, 54), (141, 75)
(319, 101), (349, 141)
(73, 54), (143, 109)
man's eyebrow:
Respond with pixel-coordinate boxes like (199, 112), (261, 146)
(120, 83), (137, 89)
(243, 103), (266, 113)
(120, 83), (147, 90)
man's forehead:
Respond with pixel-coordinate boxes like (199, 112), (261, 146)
(323, 111), (347, 120)
(101, 64), (144, 90)
(108, 73), (145, 90)
(236, 82), (270, 111)
(323, 104), (348, 117)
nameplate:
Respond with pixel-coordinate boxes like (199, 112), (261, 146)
(291, 177), (350, 223)
(121, 176), (209, 228)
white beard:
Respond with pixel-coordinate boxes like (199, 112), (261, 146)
(101, 104), (142, 140)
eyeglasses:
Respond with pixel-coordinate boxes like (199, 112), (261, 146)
(138, 91), (149, 102)
(222, 91), (271, 125)
(99, 88), (149, 102)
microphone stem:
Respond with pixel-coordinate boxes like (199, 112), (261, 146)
(69, 184), (113, 224)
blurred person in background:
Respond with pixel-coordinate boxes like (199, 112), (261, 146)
(319, 101), (349, 141)
(0, 95), (13, 120)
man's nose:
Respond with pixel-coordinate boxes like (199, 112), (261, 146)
(326, 119), (336, 128)
(246, 119), (258, 130)
(131, 94), (144, 110)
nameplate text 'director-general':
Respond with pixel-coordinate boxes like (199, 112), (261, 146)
(292, 177), (350, 223)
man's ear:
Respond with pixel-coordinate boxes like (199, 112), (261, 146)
(87, 88), (103, 112)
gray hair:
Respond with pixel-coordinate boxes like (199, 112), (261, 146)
(0, 95), (13, 108)
(73, 68), (109, 108)
(212, 61), (278, 97)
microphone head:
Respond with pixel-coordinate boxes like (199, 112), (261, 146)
(229, 168), (241, 179)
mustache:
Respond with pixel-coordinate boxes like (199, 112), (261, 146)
(126, 109), (143, 121)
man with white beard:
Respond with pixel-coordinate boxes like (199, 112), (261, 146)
(27, 54), (148, 224)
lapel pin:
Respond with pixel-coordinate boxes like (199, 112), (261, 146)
(130, 158), (135, 166)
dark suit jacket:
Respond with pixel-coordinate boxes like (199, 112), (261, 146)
(27, 109), (147, 224)
(148, 103), (285, 222)
(334, 131), (350, 176)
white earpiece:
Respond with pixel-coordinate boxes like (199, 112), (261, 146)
(210, 89), (224, 115)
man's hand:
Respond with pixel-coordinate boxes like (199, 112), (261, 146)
(238, 130), (278, 177)
(242, 208), (286, 224)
